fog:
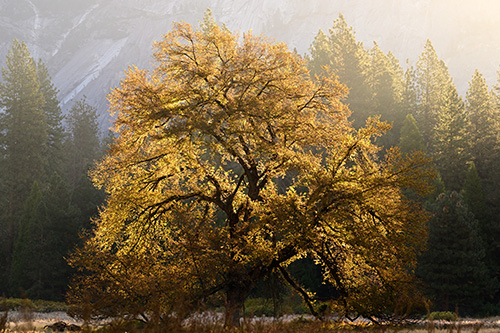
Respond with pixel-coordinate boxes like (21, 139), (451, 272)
(1, 0), (499, 124)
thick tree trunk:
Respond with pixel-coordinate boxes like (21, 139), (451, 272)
(224, 282), (251, 327)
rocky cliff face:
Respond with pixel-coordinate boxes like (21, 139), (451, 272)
(1, 0), (500, 129)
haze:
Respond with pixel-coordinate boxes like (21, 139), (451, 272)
(1, 0), (499, 124)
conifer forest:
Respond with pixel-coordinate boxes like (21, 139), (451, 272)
(2, 9), (500, 330)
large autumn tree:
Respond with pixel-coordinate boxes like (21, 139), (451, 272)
(69, 20), (432, 328)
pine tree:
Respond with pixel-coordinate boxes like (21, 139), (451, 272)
(462, 161), (500, 302)
(0, 39), (47, 195)
(415, 40), (453, 147)
(325, 14), (371, 127)
(432, 83), (470, 191)
(65, 97), (101, 189)
(401, 61), (418, 116)
(35, 174), (79, 300)
(427, 172), (446, 202)
(65, 97), (104, 232)
(399, 114), (426, 155)
(366, 43), (405, 148)
(9, 177), (78, 300)
(0, 40), (48, 293)
(37, 59), (65, 174)
(467, 71), (496, 136)
(418, 191), (496, 315)
(308, 29), (331, 76)
(466, 70), (500, 197)
(9, 182), (43, 297)
(462, 162), (488, 225)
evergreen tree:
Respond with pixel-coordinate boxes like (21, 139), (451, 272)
(401, 61), (418, 116)
(308, 29), (331, 76)
(415, 40), (453, 147)
(329, 15), (371, 127)
(462, 161), (500, 303)
(427, 172), (446, 202)
(466, 70), (500, 201)
(9, 177), (78, 300)
(462, 162), (489, 226)
(65, 97), (104, 232)
(35, 175), (79, 300)
(0, 40), (48, 293)
(366, 43), (405, 148)
(418, 191), (496, 315)
(0, 40), (47, 195)
(37, 59), (66, 174)
(399, 114), (426, 155)
(308, 14), (371, 127)
(65, 97), (101, 189)
(9, 182), (43, 297)
(432, 83), (470, 191)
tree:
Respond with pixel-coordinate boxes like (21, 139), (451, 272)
(417, 191), (496, 315)
(462, 162), (488, 224)
(466, 70), (500, 203)
(37, 59), (66, 174)
(9, 177), (77, 300)
(65, 97), (101, 189)
(0, 40), (47, 195)
(366, 43), (405, 148)
(308, 29), (332, 76)
(69, 21), (432, 328)
(399, 114), (426, 155)
(308, 14), (371, 128)
(9, 182), (44, 297)
(0, 40), (72, 300)
(414, 40), (453, 147)
(64, 97), (105, 237)
(0, 40), (48, 293)
(432, 84), (470, 191)
(401, 61), (418, 117)
(462, 162), (499, 298)
(427, 172), (445, 202)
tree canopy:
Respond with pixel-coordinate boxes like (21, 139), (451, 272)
(68, 20), (433, 327)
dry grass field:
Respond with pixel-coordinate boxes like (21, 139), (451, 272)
(3, 311), (500, 332)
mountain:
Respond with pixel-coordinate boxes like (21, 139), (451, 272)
(1, 0), (500, 130)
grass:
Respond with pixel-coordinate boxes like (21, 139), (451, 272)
(1, 315), (500, 332)
(1, 297), (499, 332)
(0, 298), (68, 313)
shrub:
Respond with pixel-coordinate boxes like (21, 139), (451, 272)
(32, 300), (69, 312)
(244, 298), (276, 317)
(426, 311), (457, 321)
(0, 298), (68, 312)
(0, 298), (34, 311)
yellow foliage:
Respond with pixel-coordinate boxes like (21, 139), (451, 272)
(69, 18), (433, 326)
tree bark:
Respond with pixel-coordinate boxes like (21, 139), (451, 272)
(224, 281), (251, 327)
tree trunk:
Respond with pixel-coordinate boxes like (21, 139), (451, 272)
(224, 282), (251, 327)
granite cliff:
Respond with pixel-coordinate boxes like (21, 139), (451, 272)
(1, 0), (499, 129)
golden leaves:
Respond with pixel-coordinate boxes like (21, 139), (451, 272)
(72, 19), (433, 321)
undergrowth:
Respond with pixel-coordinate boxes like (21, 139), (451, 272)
(0, 298), (68, 313)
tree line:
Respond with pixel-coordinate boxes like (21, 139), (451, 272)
(1, 11), (499, 324)
(308, 14), (500, 315)
(0, 40), (107, 301)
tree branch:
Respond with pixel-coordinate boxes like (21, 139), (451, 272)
(278, 265), (318, 317)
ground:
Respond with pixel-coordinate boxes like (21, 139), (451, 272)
(3, 311), (500, 332)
